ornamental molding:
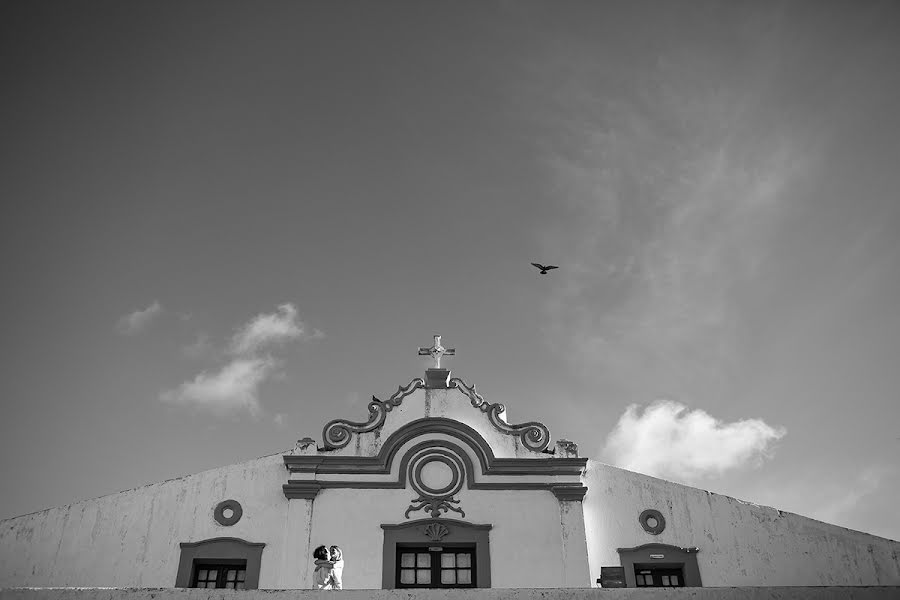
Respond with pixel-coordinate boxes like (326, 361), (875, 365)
(638, 509), (666, 535)
(213, 499), (243, 526)
(321, 378), (425, 449)
(381, 518), (492, 533)
(422, 522), (451, 541)
(449, 378), (552, 452)
(550, 485), (588, 501)
(616, 543), (700, 554)
(286, 418), (586, 478)
(404, 446), (468, 519)
(283, 428), (587, 502)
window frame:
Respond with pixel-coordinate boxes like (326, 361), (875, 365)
(175, 537), (265, 590)
(633, 565), (685, 588)
(616, 543), (701, 588)
(395, 544), (476, 589)
(191, 560), (248, 589)
(381, 518), (492, 589)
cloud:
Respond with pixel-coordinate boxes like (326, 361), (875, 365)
(163, 303), (321, 418)
(160, 357), (275, 417)
(116, 301), (163, 335)
(522, 21), (812, 400)
(602, 400), (786, 482)
(182, 333), (215, 360)
(229, 303), (319, 355)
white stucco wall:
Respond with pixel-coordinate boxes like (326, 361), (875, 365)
(582, 461), (900, 586)
(308, 487), (577, 589)
(0, 454), (290, 589)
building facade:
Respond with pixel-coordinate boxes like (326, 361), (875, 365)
(2, 338), (899, 590)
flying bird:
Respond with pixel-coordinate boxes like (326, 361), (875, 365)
(531, 262), (559, 274)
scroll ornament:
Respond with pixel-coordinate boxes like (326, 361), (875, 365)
(449, 377), (552, 452)
(322, 378), (425, 449)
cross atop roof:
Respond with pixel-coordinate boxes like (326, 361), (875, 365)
(418, 334), (455, 370)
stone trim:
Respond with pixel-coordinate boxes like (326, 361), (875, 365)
(381, 518), (492, 589)
(282, 481), (322, 499)
(449, 378), (552, 452)
(175, 537), (265, 589)
(617, 543), (702, 588)
(550, 485), (588, 501)
(321, 379), (425, 449)
(318, 376), (556, 453)
(285, 418), (587, 477)
(638, 509), (666, 535)
(213, 499), (242, 526)
(284, 431), (587, 499)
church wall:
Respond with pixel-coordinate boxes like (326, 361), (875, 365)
(307, 487), (573, 588)
(582, 462), (900, 586)
(0, 454), (290, 589)
(4, 587), (900, 600)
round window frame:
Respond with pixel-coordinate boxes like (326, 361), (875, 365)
(638, 509), (666, 535)
(214, 499), (243, 526)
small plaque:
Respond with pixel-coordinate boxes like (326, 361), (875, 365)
(599, 566), (626, 588)
(650, 553), (665, 559)
(428, 546), (443, 552)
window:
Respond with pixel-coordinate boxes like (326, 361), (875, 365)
(192, 562), (247, 589)
(616, 543), (701, 588)
(396, 546), (475, 588)
(381, 518), (492, 589)
(634, 566), (684, 587)
(175, 537), (265, 589)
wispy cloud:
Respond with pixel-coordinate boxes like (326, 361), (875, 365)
(160, 357), (275, 417)
(229, 303), (321, 355)
(602, 400), (786, 482)
(524, 21), (811, 400)
(116, 301), (163, 335)
(182, 333), (215, 360)
(161, 303), (322, 417)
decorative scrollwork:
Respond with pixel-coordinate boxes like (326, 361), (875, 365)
(422, 522), (451, 541)
(449, 377), (552, 452)
(322, 378), (425, 449)
(405, 495), (465, 519)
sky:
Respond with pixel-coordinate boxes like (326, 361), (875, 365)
(1, 0), (899, 542)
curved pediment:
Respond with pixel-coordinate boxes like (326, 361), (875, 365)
(283, 417), (586, 502)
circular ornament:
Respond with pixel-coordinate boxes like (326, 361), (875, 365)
(408, 449), (465, 499)
(639, 509), (665, 535)
(214, 499), (243, 526)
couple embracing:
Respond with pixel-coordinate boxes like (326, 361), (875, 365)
(312, 545), (344, 589)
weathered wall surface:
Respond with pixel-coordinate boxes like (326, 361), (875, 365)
(310, 487), (579, 589)
(0, 455), (290, 589)
(582, 462), (900, 586)
(3, 587), (900, 600)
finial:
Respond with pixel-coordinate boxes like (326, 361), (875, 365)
(417, 334), (455, 369)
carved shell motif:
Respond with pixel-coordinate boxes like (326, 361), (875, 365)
(422, 522), (451, 542)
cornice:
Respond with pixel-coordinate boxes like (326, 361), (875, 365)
(550, 485), (588, 501)
(283, 429), (587, 500)
(617, 543), (700, 554)
(285, 418), (587, 477)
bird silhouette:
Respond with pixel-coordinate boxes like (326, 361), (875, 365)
(531, 262), (559, 274)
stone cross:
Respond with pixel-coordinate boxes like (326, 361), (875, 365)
(418, 335), (455, 369)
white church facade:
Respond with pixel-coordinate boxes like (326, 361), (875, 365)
(1, 336), (899, 591)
